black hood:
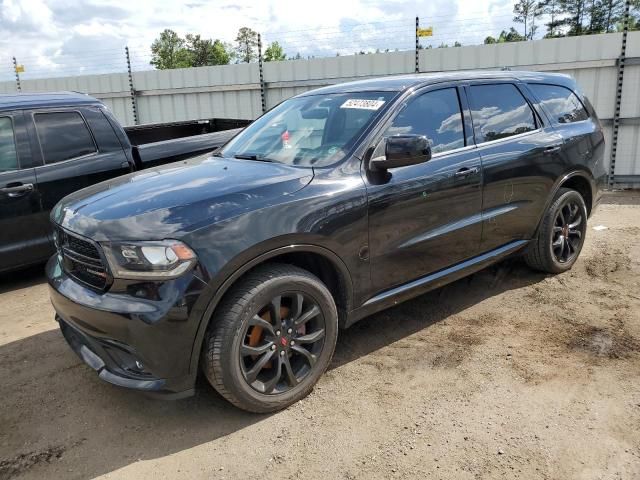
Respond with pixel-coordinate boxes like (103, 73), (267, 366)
(52, 154), (313, 242)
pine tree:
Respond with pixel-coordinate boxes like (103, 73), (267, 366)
(558, 0), (589, 34)
(514, 0), (544, 39)
(540, 0), (565, 36)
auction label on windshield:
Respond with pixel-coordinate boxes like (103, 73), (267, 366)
(340, 99), (385, 110)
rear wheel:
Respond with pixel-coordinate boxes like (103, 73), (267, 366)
(202, 263), (338, 413)
(524, 187), (588, 273)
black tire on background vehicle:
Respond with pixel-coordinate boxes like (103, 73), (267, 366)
(202, 263), (338, 413)
(525, 187), (588, 274)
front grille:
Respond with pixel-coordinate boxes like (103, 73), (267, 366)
(56, 227), (109, 290)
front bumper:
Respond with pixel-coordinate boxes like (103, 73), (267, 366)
(47, 254), (211, 398)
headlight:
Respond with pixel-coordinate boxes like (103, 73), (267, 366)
(101, 240), (196, 279)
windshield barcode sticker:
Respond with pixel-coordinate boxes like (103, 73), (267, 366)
(340, 99), (386, 110)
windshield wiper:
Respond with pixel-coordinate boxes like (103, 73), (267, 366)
(233, 153), (278, 163)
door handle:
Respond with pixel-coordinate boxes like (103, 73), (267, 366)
(454, 167), (479, 178)
(544, 144), (562, 155)
(1, 183), (34, 198)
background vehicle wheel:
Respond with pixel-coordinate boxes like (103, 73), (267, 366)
(202, 263), (338, 413)
(524, 187), (588, 274)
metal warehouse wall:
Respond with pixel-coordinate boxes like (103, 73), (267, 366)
(1, 32), (638, 184)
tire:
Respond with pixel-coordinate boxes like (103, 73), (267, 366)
(524, 187), (588, 274)
(202, 263), (338, 413)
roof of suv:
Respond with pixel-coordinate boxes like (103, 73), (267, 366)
(0, 91), (102, 112)
(299, 70), (575, 96)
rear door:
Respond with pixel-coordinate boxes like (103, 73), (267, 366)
(526, 82), (604, 182)
(366, 84), (483, 293)
(0, 111), (49, 272)
(466, 81), (564, 252)
(30, 107), (132, 221)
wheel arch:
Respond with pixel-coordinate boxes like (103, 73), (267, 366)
(559, 173), (593, 216)
(533, 169), (595, 237)
(189, 244), (354, 375)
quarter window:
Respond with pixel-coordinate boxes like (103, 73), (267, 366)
(0, 117), (19, 172)
(469, 84), (536, 143)
(385, 88), (465, 154)
(528, 83), (589, 125)
(35, 112), (96, 164)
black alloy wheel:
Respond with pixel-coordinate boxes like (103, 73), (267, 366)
(202, 263), (338, 413)
(240, 292), (326, 394)
(551, 198), (585, 264)
(524, 187), (588, 274)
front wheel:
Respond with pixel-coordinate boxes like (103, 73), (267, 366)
(202, 263), (338, 413)
(524, 187), (588, 274)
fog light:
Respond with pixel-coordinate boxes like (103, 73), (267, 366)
(135, 360), (144, 370)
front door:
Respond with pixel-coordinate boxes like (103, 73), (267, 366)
(365, 85), (483, 294)
(0, 111), (49, 272)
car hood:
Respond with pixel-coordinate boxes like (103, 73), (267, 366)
(52, 155), (313, 241)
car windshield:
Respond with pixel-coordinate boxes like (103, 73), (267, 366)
(219, 91), (395, 167)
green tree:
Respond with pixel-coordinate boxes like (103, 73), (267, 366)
(264, 41), (286, 61)
(558, 0), (589, 34)
(540, 0), (565, 36)
(150, 29), (191, 69)
(499, 27), (527, 41)
(599, 0), (626, 32)
(632, 0), (640, 30)
(514, 0), (543, 39)
(484, 35), (498, 43)
(235, 27), (259, 63)
(185, 35), (231, 66)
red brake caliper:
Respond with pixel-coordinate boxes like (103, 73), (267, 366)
(247, 306), (291, 368)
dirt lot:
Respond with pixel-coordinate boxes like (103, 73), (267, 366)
(1, 192), (639, 480)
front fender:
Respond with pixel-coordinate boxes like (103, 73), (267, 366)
(187, 243), (354, 376)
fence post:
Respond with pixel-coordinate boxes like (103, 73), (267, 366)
(125, 46), (139, 125)
(415, 17), (420, 73)
(258, 34), (267, 114)
(12, 57), (21, 92)
(608, 0), (631, 187)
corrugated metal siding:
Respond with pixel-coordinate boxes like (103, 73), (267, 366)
(0, 32), (638, 181)
(615, 32), (640, 181)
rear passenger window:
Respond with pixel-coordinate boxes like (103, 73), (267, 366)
(35, 112), (96, 164)
(0, 117), (19, 172)
(528, 83), (589, 125)
(386, 88), (465, 154)
(469, 84), (536, 143)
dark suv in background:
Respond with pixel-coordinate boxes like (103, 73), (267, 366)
(47, 71), (605, 412)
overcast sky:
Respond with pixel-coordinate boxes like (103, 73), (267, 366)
(0, 0), (518, 81)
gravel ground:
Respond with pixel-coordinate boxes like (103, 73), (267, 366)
(1, 192), (639, 480)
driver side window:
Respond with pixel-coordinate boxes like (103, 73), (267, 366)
(385, 88), (465, 155)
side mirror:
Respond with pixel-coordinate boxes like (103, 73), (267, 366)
(370, 135), (432, 171)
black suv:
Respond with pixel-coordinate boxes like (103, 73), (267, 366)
(47, 71), (606, 412)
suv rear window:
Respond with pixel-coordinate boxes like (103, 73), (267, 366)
(528, 83), (589, 125)
(35, 112), (96, 164)
(0, 117), (19, 172)
(469, 84), (536, 144)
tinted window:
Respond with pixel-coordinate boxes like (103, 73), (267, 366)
(469, 84), (536, 143)
(35, 112), (96, 164)
(0, 117), (19, 172)
(386, 88), (465, 154)
(528, 83), (589, 125)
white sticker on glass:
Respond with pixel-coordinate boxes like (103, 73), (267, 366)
(340, 99), (386, 110)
